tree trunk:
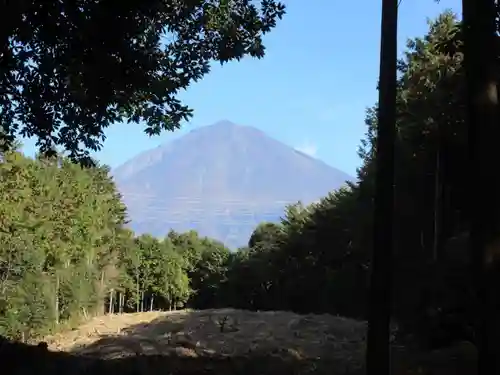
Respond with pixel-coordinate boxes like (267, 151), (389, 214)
(140, 291), (144, 312)
(462, 0), (500, 373)
(136, 272), (140, 313)
(119, 292), (124, 313)
(365, 0), (398, 374)
(55, 273), (60, 324)
(150, 295), (154, 312)
(108, 289), (114, 314)
(117, 292), (121, 314)
(95, 270), (105, 316)
(433, 146), (442, 262)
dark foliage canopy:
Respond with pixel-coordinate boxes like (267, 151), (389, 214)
(0, 0), (285, 164)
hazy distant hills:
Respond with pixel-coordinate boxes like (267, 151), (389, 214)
(112, 120), (353, 248)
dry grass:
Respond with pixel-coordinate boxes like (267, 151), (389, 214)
(29, 308), (477, 375)
(45, 308), (367, 370)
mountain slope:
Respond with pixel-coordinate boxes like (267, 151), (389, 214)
(113, 120), (353, 248)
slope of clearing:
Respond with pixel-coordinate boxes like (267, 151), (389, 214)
(37, 308), (476, 375)
(45, 309), (366, 364)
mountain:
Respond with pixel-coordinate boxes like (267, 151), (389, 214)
(113, 120), (353, 248)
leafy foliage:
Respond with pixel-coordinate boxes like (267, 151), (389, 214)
(0, 149), (233, 340)
(0, 0), (285, 163)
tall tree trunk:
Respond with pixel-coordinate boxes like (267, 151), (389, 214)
(365, 0), (398, 374)
(462, 0), (500, 373)
(136, 272), (140, 313)
(140, 291), (144, 312)
(108, 289), (114, 314)
(55, 273), (60, 324)
(433, 134), (449, 263)
(433, 145), (442, 262)
(119, 292), (124, 313)
(92, 271), (106, 316)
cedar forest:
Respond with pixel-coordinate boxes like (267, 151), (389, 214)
(0, 1), (499, 374)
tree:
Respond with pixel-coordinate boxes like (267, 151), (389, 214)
(365, 0), (398, 374)
(0, 149), (129, 339)
(187, 238), (231, 309)
(248, 222), (284, 249)
(0, 0), (285, 163)
(461, 0), (500, 373)
(388, 13), (472, 347)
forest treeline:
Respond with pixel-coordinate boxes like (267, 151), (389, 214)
(0, 148), (232, 340)
(0, 12), (475, 350)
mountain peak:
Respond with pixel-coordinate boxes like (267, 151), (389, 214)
(211, 119), (238, 128)
(114, 121), (352, 248)
(188, 119), (266, 140)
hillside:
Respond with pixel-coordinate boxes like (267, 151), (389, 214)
(113, 120), (352, 248)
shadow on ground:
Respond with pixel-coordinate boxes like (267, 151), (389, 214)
(2, 339), (354, 375)
(69, 309), (366, 361)
(62, 309), (362, 374)
(1, 309), (478, 375)
(0, 339), (478, 375)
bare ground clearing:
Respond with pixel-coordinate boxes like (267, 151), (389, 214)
(45, 309), (366, 366)
(28, 308), (476, 375)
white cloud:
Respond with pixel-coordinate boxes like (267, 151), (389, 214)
(295, 141), (318, 157)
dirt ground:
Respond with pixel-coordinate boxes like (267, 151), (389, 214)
(38, 308), (476, 375)
(45, 309), (366, 369)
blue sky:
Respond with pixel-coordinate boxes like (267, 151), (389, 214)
(22, 0), (460, 176)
